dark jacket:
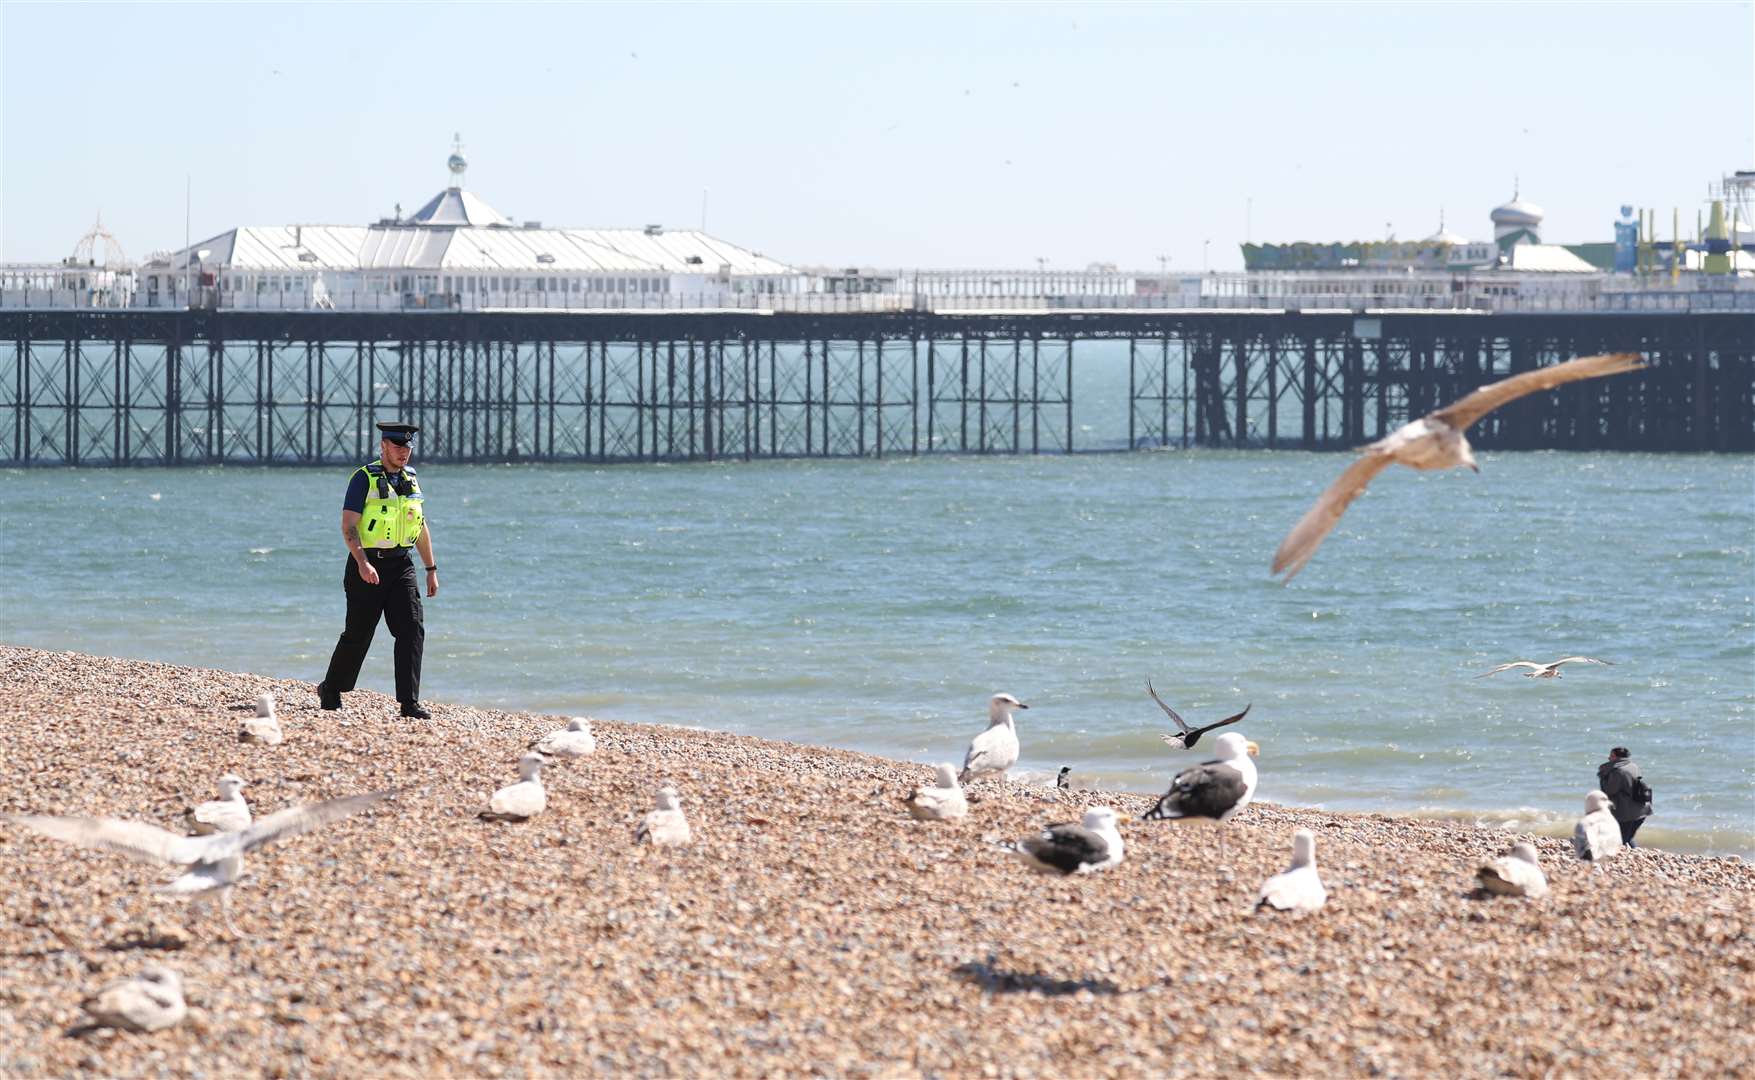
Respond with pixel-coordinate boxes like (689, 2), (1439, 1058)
(1598, 758), (1652, 822)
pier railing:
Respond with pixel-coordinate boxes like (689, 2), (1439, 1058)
(7, 263), (1755, 316)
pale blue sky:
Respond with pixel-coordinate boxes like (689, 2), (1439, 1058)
(3, 2), (1749, 270)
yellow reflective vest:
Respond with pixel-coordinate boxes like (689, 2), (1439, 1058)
(355, 461), (426, 549)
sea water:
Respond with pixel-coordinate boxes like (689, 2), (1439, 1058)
(2, 450), (1750, 854)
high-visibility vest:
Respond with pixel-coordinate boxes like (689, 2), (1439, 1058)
(354, 461), (425, 549)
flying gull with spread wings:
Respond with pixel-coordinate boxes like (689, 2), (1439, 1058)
(1149, 680), (1251, 751)
(11, 789), (391, 937)
(1477, 656), (1614, 679)
(1271, 352), (1645, 581)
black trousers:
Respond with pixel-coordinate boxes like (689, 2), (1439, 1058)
(1618, 817), (1644, 847)
(322, 552), (424, 703)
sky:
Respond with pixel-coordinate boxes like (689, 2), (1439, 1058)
(3, 2), (1750, 271)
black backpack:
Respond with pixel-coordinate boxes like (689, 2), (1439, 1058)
(1631, 775), (1654, 807)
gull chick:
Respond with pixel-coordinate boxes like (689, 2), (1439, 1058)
(12, 789), (391, 937)
(1477, 840), (1549, 898)
(1016, 806), (1124, 875)
(1478, 656), (1614, 679)
(1573, 790), (1624, 863)
(635, 785), (692, 846)
(959, 693), (1028, 786)
(79, 965), (187, 1034)
(1256, 829), (1327, 914)
(185, 775), (251, 835)
(480, 753), (546, 822)
(903, 764), (968, 821)
(239, 692), (283, 746)
(530, 717), (595, 759)
(1272, 352), (1644, 581)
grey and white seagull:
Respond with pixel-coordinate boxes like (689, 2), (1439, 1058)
(1149, 680), (1251, 751)
(1015, 806), (1125, 875)
(1142, 731), (1260, 823)
(1256, 829), (1327, 914)
(239, 692), (283, 746)
(1477, 840), (1549, 898)
(184, 774), (251, 835)
(1573, 790), (1624, 863)
(1477, 656), (1614, 679)
(959, 693), (1028, 786)
(77, 965), (187, 1034)
(1272, 352), (1645, 581)
(11, 789), (391, 937)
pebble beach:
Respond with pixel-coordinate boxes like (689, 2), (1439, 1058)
(1, 645), (1751, 1078)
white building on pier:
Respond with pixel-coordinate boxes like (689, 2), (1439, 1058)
(135, 141), (801, 311)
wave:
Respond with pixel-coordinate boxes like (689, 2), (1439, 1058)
(1401, 805), (1752, 857)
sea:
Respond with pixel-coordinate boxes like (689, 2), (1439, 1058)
(2, 444), (1751, 856)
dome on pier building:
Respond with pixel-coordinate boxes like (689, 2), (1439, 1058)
(402, 134), (511, 227)
(1424, 214), (1469, 246)
(1490, 191), (1544, 255)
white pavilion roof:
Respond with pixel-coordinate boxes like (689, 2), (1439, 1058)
(160, 222), (794, 276)
(148, 168), (795, 276)
(1507, 244), (1596, 273)
(406, 187), (511, 227)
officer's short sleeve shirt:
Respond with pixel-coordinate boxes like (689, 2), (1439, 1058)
(343, 470), (369, 514)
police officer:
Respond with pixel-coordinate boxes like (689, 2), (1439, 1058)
(316, 421), (438, 718)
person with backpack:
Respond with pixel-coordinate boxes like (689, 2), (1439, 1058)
(1598, 746), (1653, 847)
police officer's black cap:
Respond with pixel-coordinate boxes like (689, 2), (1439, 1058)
(376, 421), (420, 446)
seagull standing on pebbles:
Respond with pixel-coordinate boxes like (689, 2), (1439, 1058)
(186, 775), (251, 835)
(1016, 807), (1125, 875)
(480, 753), (547, 822)
(1573, 791), (1624, 863)
(959, 693), (1028, 786)
(903, 764), (968, 821)
(635, 786), (692, 846)
(1142, 732), (1260, 822)
(11, 790), (392, 937)
(1478, 656), (1614, 679)
(1477, 841), (1549, 898)
(1271, 352), (1645, 581)
(78, 965), (187, 1034)
(1256, 829), (1328, 914)
(530, 717), (596, 759)
(239, 692), (283, 746)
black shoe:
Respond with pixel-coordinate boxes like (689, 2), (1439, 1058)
(400, 701), (431, 719)
(317, 682), (342, 710)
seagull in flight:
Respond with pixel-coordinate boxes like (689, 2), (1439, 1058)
(1478, 656), (1614, 679)
(11, 790), (391, 938)
(1149, 680), (1250, 751)
(1271, 352), (1645, 581)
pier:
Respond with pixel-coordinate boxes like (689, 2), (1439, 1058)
(2, 307), (1750, 467)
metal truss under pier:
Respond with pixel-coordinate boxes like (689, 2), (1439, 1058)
(2, 309), (1750, 466)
